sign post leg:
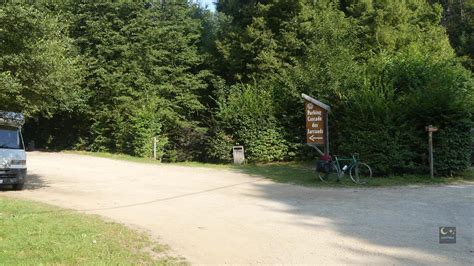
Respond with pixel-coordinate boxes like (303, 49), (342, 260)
(324, 112), (329, 156)
(311, 145), (324, 156)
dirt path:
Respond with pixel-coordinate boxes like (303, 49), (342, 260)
(2, 152), (473, 265)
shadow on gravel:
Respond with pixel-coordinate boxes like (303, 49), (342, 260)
(0, 173), (49, 192)
(244, 181), (473, 265)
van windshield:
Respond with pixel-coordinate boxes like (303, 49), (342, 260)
(0, 126), (23, 149)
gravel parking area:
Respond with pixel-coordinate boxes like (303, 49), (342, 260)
(3, 152), (473, 265)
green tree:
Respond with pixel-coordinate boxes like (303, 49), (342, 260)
(213, 0), (362, 161)
(430, 0), (474, 70)
(0, 4), (84, 118)
(214, 0), (473, 174)
(337, 0), (473, 174)
(341, 0), (453, 59)
(64, 1), (209, 159)
(215, 0), (308, 82)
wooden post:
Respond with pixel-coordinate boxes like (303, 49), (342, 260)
(428, 131), (434, 178)
(324, 111), (329, 156)
(153, 137), (157, 160)
(426, 125), (438, 179)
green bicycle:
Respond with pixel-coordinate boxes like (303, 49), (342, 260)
(316, 153), (372, 184)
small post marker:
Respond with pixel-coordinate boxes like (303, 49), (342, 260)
(425, 125), (438, 178)
(153, 137), (157, 160)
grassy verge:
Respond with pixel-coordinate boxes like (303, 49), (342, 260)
(63, 151), (474, 187)
(0, 197), (182, 265)
(64, 150), (230, 169)
(235, 162), (474, 187)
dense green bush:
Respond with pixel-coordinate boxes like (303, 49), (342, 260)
(336, 86), (416, 175)
(206, 130), (234, 162)
(435, 126), (472, 176)
(216, 83), (289, 162)
(337, 53), (473, 175)
(115, 105), (166, 158)
(238, 126), (288, 162)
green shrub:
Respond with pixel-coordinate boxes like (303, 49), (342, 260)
(206, 130), (234, 162)
(90, 101), (167, 159)
(123, 108), (166, 158)
(336, 86), (416, 175)
(336, 54), (473, 175)
(435, 126), (472, 176)
(238, 126), (288, 163)
(216, 83), (289, 162)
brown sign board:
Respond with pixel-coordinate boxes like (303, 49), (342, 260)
(305, 101), (325, 145)
(302, 94), (330, 154)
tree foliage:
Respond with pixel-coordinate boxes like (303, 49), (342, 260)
(430, 0), (474, 70)
(0, 4), (84, 117)
(1, 0), (472, 175)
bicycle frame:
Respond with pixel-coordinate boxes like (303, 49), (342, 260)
(332, 154), (359, 180)
(318, 153), (371, 184)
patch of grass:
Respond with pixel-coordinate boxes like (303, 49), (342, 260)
(64, 150), (164, 165)
(0, 197), (183, 265)
(235, 163), (474, 187)
(62, 151), (474, 187)
(233, 162), (320, 185)
(64, 151), (230, 169)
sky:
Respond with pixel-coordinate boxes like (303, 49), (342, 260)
(194, 0), (216, 12)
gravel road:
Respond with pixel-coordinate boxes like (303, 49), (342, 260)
(2, 152), (473, 265)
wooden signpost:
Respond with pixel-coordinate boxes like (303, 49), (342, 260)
(302, 94), (330, 156)
(425, 125), (438, 178)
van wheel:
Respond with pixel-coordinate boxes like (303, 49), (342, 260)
(12, 183), (24, 191)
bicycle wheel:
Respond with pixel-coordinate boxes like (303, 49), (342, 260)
(318, 162), (339, 183)
(349, 162), (372, 184)
(318, 171), (337, 183)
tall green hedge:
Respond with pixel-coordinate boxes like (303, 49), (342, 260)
(336, 54), (473, 175)
(212, 83), (289, 162)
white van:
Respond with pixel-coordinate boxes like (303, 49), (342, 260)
(0, 111), (26, 190)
